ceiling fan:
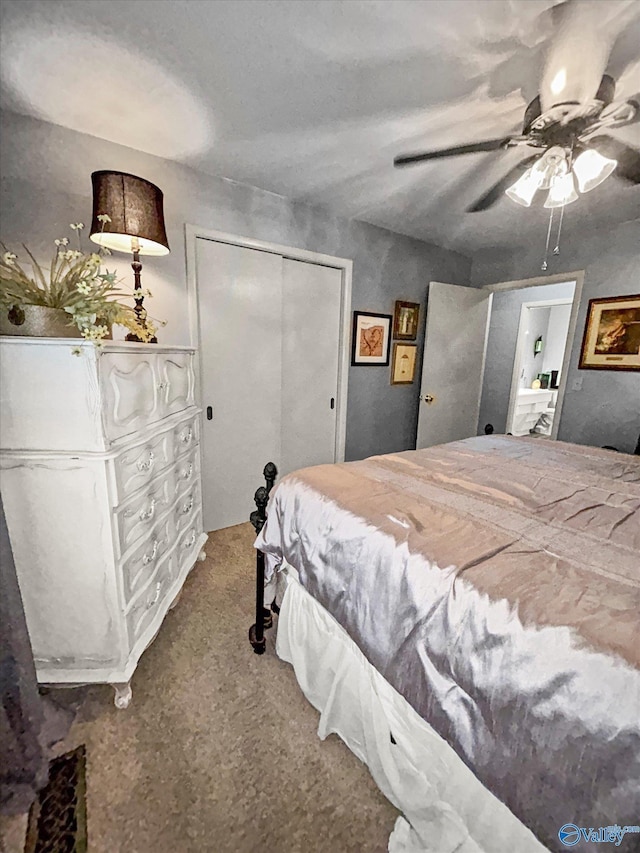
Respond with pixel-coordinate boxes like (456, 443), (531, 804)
(393, 0), (640, 214)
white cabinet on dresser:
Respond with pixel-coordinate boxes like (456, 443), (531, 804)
(510, 388), (555, 436)
(0, 337), (207, 708)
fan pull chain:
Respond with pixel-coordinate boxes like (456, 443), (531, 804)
(553, 202), (566, 256)
(541, 207), (555, 271)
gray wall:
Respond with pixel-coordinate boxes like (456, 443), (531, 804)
(0, 110), (471, 461)
(472, 219), (640, 454)
(478, 281), (575, 435)
(520, 305), (551, 391)
(542, 303), (573, 377)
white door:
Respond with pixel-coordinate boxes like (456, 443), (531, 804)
(281, 259), (342, 478)
(195, 239), (283, 532)
(416, 282), (492, 449)
(195, 240), (344, 531)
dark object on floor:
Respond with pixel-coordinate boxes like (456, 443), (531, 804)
(248, 462), (278, 654)
(483, 424), (494, 435)
(25, 745), (87, 853)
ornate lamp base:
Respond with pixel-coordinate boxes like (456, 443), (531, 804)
(127, 250), (157, 343)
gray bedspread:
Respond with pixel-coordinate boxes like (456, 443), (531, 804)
(256, 436), (640, 851)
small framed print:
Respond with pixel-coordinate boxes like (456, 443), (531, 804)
(578, 294), (640, 371)
(351, 311), (392, 366)
(391, 343), (417, 385)
(393, 300), (420, 341)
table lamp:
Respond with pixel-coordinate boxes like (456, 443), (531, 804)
(89, 170), (170, 342)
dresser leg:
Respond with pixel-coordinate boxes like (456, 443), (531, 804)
(197, 549), (206, 562)
(111, 681), (132, 710)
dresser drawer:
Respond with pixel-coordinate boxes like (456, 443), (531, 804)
(125, 511), (201, 647)
(173, 447), (199, 496)
(125, 555), (176, 648)
(100, 350), (195, 443)
(115, 474), (175, 558)
(172, 414), (199, 460)
(173, 482), (201, 536)
(121, 515), (174, 601)
(112, 431), (174, 503)
(176, 510), (203, 565)
(115, 450), (201, 559)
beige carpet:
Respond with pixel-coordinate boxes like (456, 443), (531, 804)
(49, 523), (398, 852)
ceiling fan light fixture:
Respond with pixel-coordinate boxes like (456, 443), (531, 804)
(505, 167), (544, 207)
(544, 171), (578, 208)
(572, 148), (617, 193)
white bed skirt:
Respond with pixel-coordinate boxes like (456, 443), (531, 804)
(276, 569), (548, 853)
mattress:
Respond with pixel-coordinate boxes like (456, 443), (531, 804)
(256, 436), (640, 851)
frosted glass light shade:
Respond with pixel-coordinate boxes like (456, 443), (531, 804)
(544, 172), (579, 208)
(89, 171), (170, 256)
(505, 167), (544, 207)
(572, 149), (617, 193)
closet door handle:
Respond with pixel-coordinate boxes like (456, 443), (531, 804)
(206, 406), (213, 420)
(330, 398), (335, 410)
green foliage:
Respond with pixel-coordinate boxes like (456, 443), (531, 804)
(0, 223), (162, 342)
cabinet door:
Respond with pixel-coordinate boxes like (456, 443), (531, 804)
(196, 239), (283, 532)
(158, 352), (195, 419)
(100, 351), (195, 443)
(100, 351), (159, 441)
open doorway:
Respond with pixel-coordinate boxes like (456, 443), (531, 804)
(505, 295), (575, 437)
(477, 274), (582, 441)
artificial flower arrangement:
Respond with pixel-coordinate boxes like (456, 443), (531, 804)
(0, 216), (164, 343)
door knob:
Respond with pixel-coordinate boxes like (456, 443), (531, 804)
(422, 394), (434, 404)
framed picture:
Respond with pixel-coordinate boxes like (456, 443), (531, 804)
(351, 311), (392, 365)
(393, 300), (420, 341)
(390, 343), (417, 385)
(578, 294), (640, 371)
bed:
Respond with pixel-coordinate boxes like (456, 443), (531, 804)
(250, 435), (640, 852)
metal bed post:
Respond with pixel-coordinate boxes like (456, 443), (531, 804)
(248, 462), (278, 655)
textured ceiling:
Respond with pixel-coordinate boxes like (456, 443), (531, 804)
(1, 0), (639, 253)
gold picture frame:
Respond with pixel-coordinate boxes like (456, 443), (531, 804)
(390, 343), (417, 385)
(393, 300), (420, 341)
(578, 294), (640, 371)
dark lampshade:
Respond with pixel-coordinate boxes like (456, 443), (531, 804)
(89, 171), (170, 257)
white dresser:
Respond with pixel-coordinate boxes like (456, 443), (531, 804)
(0, 338), (207, 708)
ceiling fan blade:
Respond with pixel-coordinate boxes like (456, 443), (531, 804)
(540, 2), (615, 111)
(587, 134), (640, 184)
(394, 138), (511, 167)
(467, 155), (539, 213)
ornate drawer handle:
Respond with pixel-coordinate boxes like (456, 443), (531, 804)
(183, 531), (196, 549)
(181, 463), (194, 481)
(182, 497), (194, 515)
(146, 581), (162, 610)
(179, 428), (193, 445)
(139, 499), (156, 521)
(143, 540), (159, 565)
(137, 450), (155, 472)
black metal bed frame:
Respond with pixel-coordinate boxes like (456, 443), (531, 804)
(248, 462), (278, 655)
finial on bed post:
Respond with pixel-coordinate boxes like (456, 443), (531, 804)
(250, 486), (269, 535)
(249, 463), (278, 655)
(264, 462), (277, 494)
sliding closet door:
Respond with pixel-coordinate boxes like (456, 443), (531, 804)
(281, 259), (342, 478)
(195, 239), (283, 532)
